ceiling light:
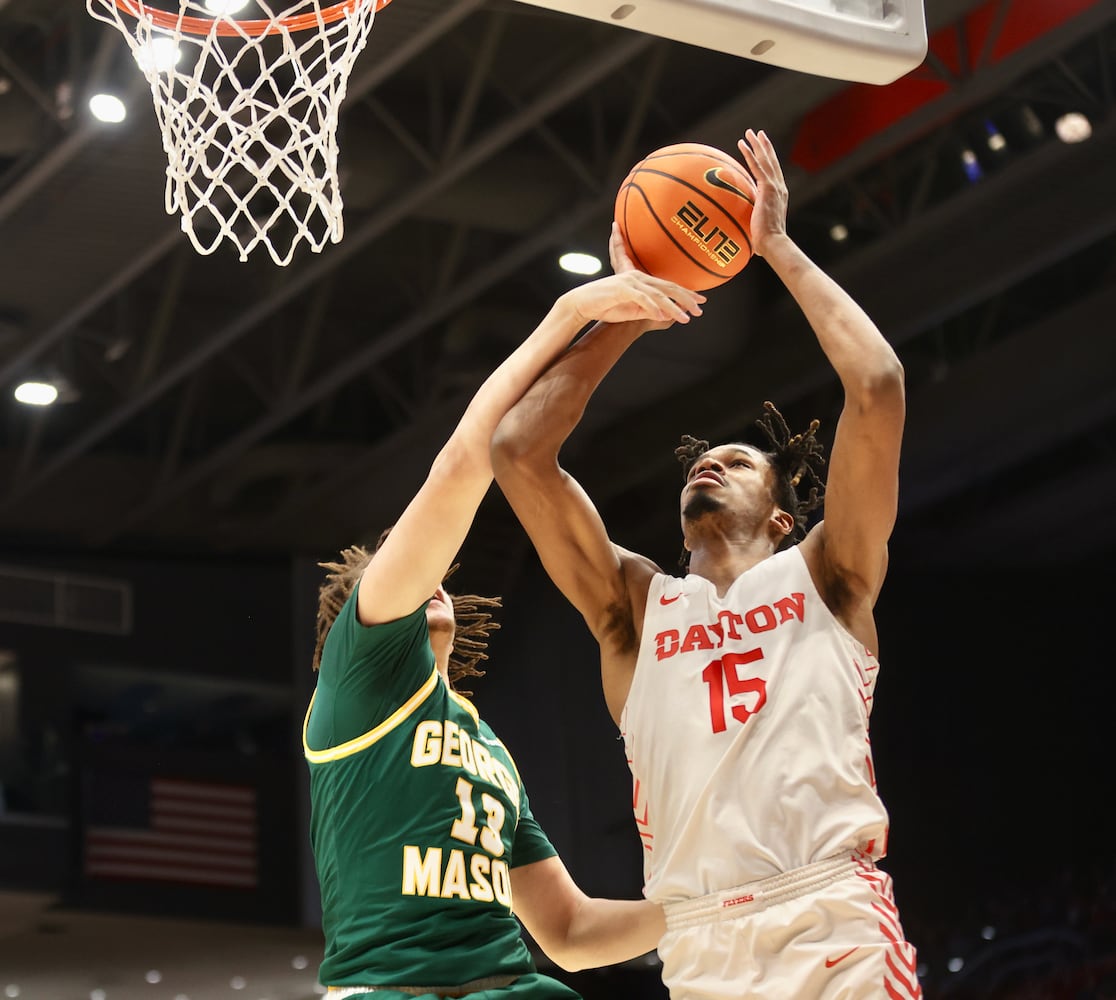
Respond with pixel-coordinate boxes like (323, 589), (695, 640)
(1055, 111), (1092, 144)
(828, 223), (849, 242)
(206, 0), (250, 13)
(135, 35), (183, 73)
(1019, 105), (1043, 138)
(89, 92), (127, 124)
(984, 120), (1006, 152)
(559, 251), (603, 276)
(14, 381), (58, 406)
(960, 147), (982, 182)
(947, 956), (964, 972)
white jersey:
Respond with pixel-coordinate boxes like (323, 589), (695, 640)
(621, 545), (890, 903)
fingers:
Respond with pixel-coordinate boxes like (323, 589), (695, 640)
(609, 221), (635, 274)
(574, 271), (705, 325)
(738, 129), (785, 187)
(628, 272), (706, 324)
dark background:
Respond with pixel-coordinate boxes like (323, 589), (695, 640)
(0, 0), (1114, 998)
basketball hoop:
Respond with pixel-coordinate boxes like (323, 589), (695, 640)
(86, 1), (394, 265)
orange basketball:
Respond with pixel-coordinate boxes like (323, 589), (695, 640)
(614, 142), (755, 291)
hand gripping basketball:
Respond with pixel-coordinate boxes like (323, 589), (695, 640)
(563, 270), (705, 329)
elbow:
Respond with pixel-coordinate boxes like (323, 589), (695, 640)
(491, 412), (542, 476)
(850, 356), (905, 415)
(490, 416), (518, 468)
(542, 943), (589, 974)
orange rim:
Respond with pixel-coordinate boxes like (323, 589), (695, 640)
(110, 0), (392, 37)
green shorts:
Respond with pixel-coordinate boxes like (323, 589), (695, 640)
(333, 974), (582, 1000)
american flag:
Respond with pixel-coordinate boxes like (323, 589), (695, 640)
(84, 775), (258, 889)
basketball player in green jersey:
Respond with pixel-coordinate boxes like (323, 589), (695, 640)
(303, 268), (706, 1000)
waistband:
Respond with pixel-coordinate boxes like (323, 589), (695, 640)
(663, 854), (860, 931)
(327, 975), (517, 998)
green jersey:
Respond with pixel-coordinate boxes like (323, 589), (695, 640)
(304, 590), (573, 995)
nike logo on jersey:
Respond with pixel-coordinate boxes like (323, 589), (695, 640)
(704, 167), (754, 201)
(659, 593), (681, 605)
(824, 947), (861, 968)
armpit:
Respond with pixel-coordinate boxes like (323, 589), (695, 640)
(600, 597), (639, 655)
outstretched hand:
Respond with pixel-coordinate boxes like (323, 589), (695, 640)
(564, 250), (705, 328)
(737, 129), (789, 258)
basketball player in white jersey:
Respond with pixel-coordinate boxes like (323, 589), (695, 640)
(491, 129), (921, 1000)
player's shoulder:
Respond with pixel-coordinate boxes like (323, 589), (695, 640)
(614, 543), (662, 585)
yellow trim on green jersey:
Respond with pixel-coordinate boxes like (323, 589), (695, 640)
(485, 733), (524, 787)
(303, 667), (440, 763)
(446, 685), (480, 725)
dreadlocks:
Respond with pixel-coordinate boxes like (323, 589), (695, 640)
(311, 532), (501, 694)
(674, 401), (827, 566)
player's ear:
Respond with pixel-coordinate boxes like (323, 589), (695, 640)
(770, 508), (794, 539)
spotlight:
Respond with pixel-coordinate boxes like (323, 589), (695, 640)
(89, 92), (126, 123)
(947, 957), (964, 973)
(14, 381), (58, 406)
(960, 147), (983, 182)
(559, 251), (603, 276)
(1055, 111), (1092, 143)
(134, 35), (182, 73)
(828, 223), (849, 243)
(983, 119), (1006, 152)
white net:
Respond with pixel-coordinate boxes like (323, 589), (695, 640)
(86, 1), (383, 266)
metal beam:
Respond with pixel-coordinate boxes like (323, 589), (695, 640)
(1, 32), (655, 519)
(0, 0), (487, 388)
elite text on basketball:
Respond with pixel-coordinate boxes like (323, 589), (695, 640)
(673, 200), (741, 267)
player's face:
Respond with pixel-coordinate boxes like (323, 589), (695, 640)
(426, 584), (456, 637)
(680, 443), (773, 523)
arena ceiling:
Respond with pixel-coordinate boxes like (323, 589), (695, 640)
(0, 0), (1114, 596)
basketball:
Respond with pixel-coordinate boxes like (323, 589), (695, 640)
(614, 142), (756, 291)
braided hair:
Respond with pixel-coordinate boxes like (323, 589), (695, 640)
(674, 401), (826, 567)
(312, 530), (500, 694)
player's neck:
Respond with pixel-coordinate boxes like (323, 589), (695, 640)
(687, 537), (774, 597)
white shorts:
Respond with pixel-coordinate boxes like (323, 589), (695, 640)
(659, 853), (922, 1000)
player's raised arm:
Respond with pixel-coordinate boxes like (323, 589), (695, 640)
(738, 129), (904, 618)
(360, 271), (704, 628)
(492, 242), (702, 714)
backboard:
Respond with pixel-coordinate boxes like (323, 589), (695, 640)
(513, 0), (928, 86)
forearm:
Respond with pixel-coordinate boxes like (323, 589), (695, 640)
(445, 294), (589, 476)
(762, 233), (903, 396)
(492, 319), (648, 464)
(549, 896), (665, 972)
